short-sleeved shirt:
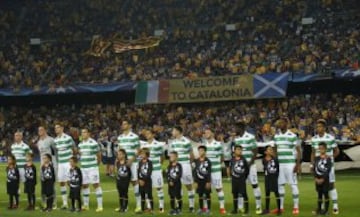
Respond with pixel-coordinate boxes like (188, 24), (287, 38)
(141, 139), (164, 171)
(54, 133), (75, 164)
(204, 139), (223, 173)
(234, 132), (257, 163)
(311, 133), (337, 162)
(11, 142), (32, 168)
(274, 130), (298, 164)
(170, 136), (192, 164)
(78, 138), (100, 169)
(117, 132), (140, 160)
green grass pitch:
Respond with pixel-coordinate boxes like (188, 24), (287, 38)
(0, 164), (359, 217)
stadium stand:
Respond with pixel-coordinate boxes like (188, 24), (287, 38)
(0, 94), (359, 155)
(0, 0), (359, 89)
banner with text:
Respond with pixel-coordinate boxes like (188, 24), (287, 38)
(135, 73), (289, 104)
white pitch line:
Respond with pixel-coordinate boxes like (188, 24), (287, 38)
(1, 174), (360, 204)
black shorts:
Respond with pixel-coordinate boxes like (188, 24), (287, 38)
(316, 181), (330, 193)
(69, 187), (81, 199)
(25, 183), (36, 194)
(196, 182), (211, 194)
(232, 180), (247, 196)
(102, 156), (115, 165)
(168, 183), (181, 198)
(139, 182), (152, 194)
(117, 182), (130, 195)
(41, 182), (54, 196)
(265, 177), (278, 193)
(7, 183), (19, 195)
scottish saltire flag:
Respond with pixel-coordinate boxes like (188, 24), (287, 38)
(253, 72), (289, 98)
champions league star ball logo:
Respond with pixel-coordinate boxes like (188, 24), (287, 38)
(140, 163), (149, 177)
(43, 167), (53, 179)
(70, 170), (79, 182)
(267, 160), (277, 174)
(199, 161), (209, 175)
(234, 161), (245, 173)
(196, 161), (209, 179)
(170, 167), (179, 179)
(7, 169), (16, 181)
(316, 159), (328, 175)
(25, 168), (34, 179)
(118, 166), (129, 178)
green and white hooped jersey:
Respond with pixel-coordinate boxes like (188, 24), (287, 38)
(54, 133), (75, 164)
(234, 132), (257, 163)
(274, 130), (298, 164)
(141, 139), (164, 171)
(170, 136), (192, 164)
(78, 138), (100, 169)
(204, 139), (223, 173)
(311, 133), (337, 162)
(117, 132), (140, 160)
(11, 142), (32, 167)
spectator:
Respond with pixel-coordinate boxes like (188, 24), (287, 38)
(0, 94), (358, 149)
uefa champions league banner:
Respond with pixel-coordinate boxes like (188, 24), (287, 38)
(290, 68), (360, 82)
(0, 82), (135, 96)
(135, 73), (289, 104)
(0, 69), (358, 97)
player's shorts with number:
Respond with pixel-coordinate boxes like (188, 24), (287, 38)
(180, 163), (193, 185)
(211, 171), (223, 189)
(151, 170), (164, 188)
(278, 163), (297, 185)
(57, 163), (70, 182)
(246, 164), (259, 185)
(82, 167), (100, 185)
(130, 163), (138, 181)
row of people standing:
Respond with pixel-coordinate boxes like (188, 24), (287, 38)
(9, 125), (104, 212)
(113, 118), (339, 215)
(7, 117), (340, 215)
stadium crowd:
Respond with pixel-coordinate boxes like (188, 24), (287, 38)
(0, 0), (359, 89)
(0, 93), (359, 155)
